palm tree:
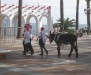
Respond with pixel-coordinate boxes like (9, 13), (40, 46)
(60, 0), (64, 32)
(85, 0), (91, 35)
(63, 18), (76, 31)
(0, 0), (1, 37)
(17, 0), (22, 38)
(55, 17), (76, 32)
(76, 0), (79, 30)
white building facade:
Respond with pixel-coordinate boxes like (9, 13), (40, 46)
(0, 4), (53, 36)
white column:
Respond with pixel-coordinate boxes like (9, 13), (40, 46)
(50, 17), (53, 31)
(9, 17), (13, 27)
(40, 20), (42, 28)
(47, 6), (53, 34)
(36, 20), (40, 36)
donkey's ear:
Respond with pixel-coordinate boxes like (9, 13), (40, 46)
(53, 31), (56, 34)
(50, 31), (55, 34)
(50, 31), (51, 35)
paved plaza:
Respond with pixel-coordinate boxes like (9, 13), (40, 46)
(0, 35), (91, 75)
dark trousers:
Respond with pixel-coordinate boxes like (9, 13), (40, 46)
(23, 40), (34, 55)
(39, 43), (48, 55)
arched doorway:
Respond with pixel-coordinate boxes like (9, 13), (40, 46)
(12, 14), (25, 35)
(39, 16), (48, 33)
(26, 15), (38, 35)
(29, 17), (37, 35)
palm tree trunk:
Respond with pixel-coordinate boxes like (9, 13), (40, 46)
(86, 0), (90, 35)
(76, 0), (79, 30)
(60, 0), (64, 32)
(17, 0), (22, 38)
(0, 0), (1, 37)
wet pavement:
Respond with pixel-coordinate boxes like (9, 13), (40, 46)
(0, 36), (91, 75)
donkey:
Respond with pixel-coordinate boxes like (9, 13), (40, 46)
(49, 31), (78, 58)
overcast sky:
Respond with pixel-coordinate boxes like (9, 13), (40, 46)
(2, 0), (88, 24)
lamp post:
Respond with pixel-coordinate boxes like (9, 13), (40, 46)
(85, 0), (91, 35)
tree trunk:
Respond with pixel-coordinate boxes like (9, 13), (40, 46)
(86, 0), (90, 35)
(60, 0), (64, 32)
(0, 0), (1, 37)
(76, 0), (79, 30)
(17, 0), (22, 38)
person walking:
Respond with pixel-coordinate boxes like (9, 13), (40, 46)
(23, 24), (34, 55)
(38, 27), (48, 55)
(27, 23), (34, 54)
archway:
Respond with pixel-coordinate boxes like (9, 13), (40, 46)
(29, 17), (37, 35)
(12, 14), (25, 35)
(39, 15), (49, 33)
(1, 14), (10, 37)
(26, 15), (38, 35)
(39, 16), (48, 33)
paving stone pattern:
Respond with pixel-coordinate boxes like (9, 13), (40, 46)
(0, 36), (91, 75)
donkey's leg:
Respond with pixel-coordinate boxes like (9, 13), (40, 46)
(57, 46), (60, 56)
(73, 45), (78, 58)
(68, 46), (73, 58)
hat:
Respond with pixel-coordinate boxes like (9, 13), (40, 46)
(41, 27), (44, 31)
(27, 23), (32, 28)
(24, 24), (28, 27)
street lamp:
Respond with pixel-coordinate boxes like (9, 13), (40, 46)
(84, 0), (91, 35)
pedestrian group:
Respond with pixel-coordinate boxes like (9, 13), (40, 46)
(23, 23), (48, 56)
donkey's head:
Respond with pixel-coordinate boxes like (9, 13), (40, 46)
(49, 31), (55, 43)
